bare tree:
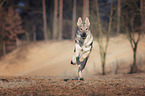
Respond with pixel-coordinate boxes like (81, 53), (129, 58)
(122, 0), (144, 73)
(53, 0), (58, 40)
(83, 0), (89, 19)
(125, 16), (141, 73)
(42, 0), (48, 40)
(96, 0), (113, 75)
(117, 0), (121, 34)
(58, 0), (63, 40)
(72, 0), (76, 39)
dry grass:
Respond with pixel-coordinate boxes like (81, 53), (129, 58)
(0, 35), (144, 77)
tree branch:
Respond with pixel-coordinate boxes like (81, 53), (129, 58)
(0, 0), (6, 7)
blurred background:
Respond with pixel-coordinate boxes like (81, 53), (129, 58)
(0, 0), (144, 76)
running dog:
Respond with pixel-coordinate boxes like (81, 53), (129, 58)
(71, 17), (93, 79)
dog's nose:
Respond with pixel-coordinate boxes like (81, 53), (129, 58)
(82, 32), (86, 36)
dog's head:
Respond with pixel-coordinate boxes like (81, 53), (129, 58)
(77, 17), (90, 39)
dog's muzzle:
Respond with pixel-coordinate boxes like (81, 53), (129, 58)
(81, 32), (87, 39)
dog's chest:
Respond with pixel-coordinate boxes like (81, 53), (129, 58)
(79, 38), (85, 46)
(78, 35), (90, 47)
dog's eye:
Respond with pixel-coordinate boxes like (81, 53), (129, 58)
(86, 28), (88, 30)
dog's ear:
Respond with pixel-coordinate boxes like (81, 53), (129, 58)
(85, 17), (90, 26)
(77, 17), (82, 26)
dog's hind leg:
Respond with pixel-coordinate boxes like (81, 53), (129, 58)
(81, 56), (88, 70)
(78, 64), (82, 78)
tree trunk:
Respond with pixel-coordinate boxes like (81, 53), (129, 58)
(42, 0), (48, 40)
(140, 0), (145, 33)
(83, 0), (89, 20)
(102, 61), (105, 75)
(53, 0), (58, 40)
(72, 0), (76, 39)
(58, 0), (63, 40)
(33, 25), (36, 41)
(102, 52), (106, 75)
(3, 42), (6, 55)
(16, 37), (20, 48)
(130, 44), (138, 73)
(117, 0), (121, 34)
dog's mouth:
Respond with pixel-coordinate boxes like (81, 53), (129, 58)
(81, 35), (86, 39)
(81, 33), (87, 39)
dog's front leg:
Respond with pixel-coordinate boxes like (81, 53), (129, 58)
(79, 51), (90, 62)
(71, 44), (81, 64)
(71, 53), (78, 64)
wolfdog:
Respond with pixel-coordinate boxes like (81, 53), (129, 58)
(71, 17), (93, 80)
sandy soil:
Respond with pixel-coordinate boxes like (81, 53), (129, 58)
(0, 73), (145, 96)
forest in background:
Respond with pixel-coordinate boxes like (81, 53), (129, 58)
(0, 0), (144, 53)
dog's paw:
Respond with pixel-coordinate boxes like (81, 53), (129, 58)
(71, 56), (76, 65)
(79, 77), (84, 81)
(74, 77), (84, 81)
(71, 60), (76, 65)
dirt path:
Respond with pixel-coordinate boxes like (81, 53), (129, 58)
(0, 73), (145, 95)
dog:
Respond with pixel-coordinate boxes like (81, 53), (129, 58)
(71, 17), (93, 79)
